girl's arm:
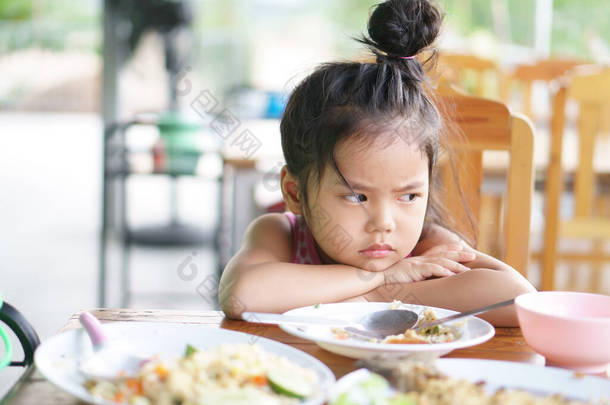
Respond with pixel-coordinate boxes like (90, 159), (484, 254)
(218, 214), (385, 319)
(355, 224), (537, 326)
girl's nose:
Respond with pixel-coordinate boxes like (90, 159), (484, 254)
(365, 204), (396, 233)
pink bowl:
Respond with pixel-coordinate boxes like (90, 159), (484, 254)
(515, 291), (610, 373)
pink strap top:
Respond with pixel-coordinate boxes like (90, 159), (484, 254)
(284, 212), (323, 265)
(284, 211), (413, 265)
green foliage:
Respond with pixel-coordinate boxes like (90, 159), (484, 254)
(506, 1), (535, 47)
(0, 0), (32, 20)
(1, 0), (608, 62)
(440, 0), (608, 59)
(0, 0), (100, 53)
(552, 0), (610, 59)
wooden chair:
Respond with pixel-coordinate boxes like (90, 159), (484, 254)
(436, 52), (505, 100)
(541, 65), (610, 292)
(433, 81), (535, 277)
(507, 59), (583, 120)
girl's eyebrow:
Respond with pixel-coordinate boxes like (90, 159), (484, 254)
(333, 179), (426, 192)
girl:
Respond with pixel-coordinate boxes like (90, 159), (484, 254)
(219, 0), (535, 326)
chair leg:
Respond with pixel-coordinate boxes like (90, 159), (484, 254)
(588, 194), (609, 292)
(567, 261), (579, 291)
(99, 226), (107, 307)
(121, 242), (131, 307)
(588, 239), (604, 292)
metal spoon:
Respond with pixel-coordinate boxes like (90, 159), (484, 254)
(345, 298), (516, 340)
(241, 309), (419, 340)
(78, 312), (149, 380)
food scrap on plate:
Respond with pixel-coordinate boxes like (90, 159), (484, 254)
(332, 302), (464, 344)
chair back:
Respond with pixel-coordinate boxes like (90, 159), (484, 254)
(509, 59), (583, 118)
(541, 65), (610, 290)
(434, 81), (535, 276)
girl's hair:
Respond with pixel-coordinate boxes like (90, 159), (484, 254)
(280, 0), (471, 243)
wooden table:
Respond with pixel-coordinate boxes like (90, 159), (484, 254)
(9, 308), (545, 405)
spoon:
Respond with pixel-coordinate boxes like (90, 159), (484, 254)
(241, 309), (419, 340)
(78, 312), (149, 380)
(344, 298), (516, 340)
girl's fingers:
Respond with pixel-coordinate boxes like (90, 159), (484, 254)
(426, 263), (456, 277)
(425, 258), (468, 274)
(433, 258), (470, 273)
(420, 247), (476, 262)
(421, 243), (465, 256)
(440, 250), (477, 263)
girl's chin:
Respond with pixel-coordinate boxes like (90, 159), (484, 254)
(320, 251), (400, 272)
(357, 257), (396, 272)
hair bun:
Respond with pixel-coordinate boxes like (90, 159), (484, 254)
(363, 0), (442, 60)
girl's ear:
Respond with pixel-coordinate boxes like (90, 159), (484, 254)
(280, 166), (303, 215)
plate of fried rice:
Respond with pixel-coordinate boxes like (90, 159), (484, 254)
(329, 358), (610, 404)
(34, 321), (335, 404)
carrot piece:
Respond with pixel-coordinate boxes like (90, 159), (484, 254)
(251, 375), (268, 386)
(126, 378), (143, 394)
(154, 364), (169, 379)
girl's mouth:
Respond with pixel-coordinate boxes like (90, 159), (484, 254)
(359, 244), (393, 258)
(359, 250), (392, 258)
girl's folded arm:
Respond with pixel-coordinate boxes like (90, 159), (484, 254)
(363, 268), (534, 326)
(218, 213), (385, 319)
(358, 224), (536, 326)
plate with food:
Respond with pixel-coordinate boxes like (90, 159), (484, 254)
(328, 357), (610, 404)
(34, 321), (335, 404)
(279, 302), (494, 359)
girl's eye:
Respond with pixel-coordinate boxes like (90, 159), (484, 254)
(399, 193), (419, 202)
(345, 193), (367, 203)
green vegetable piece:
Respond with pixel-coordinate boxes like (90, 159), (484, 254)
(330, 392), (353, 405)
(359, 373), (391, 404)
(314, 303), (322, 309)
(360, 373), (389, 393)
(267, 368), (312, 399)
(388, 394), (417, 405)
(184, 344), (198, 357)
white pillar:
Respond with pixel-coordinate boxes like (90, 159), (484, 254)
(534, 0), (553, 57)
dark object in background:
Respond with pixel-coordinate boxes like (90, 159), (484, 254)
(110, 0), (194, 108)
(100, 1), (222, 308)
(0, 297), (40, 403)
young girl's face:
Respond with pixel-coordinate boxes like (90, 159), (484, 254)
(307, 134), (429, 272)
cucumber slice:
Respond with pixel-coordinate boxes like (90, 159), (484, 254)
(267, 368), (313, 399)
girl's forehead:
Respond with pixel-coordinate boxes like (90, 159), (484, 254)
(335, 134), (422, 158)
(326, 136), (429, 188)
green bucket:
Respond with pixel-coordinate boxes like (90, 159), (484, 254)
(157, 112), (202, 174)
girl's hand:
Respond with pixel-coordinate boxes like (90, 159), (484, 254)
(383, 244), (476, 285)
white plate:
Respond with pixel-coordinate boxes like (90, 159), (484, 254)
(330, 358), (610, 402)
(280, 302), (494, 359)
(34, 322), (335, 405)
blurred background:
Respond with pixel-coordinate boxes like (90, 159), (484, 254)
(1, 0), (609, 361)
